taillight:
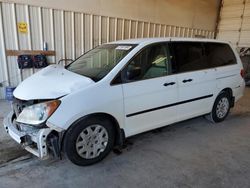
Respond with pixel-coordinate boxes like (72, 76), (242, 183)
(240, 69), (245, 78)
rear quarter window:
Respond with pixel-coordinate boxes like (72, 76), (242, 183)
(205, 43), (237, 68)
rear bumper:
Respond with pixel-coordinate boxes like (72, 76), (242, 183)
(3, 112), (52, 159)
(233, 80), (245, 102)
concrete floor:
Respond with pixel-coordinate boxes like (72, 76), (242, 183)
(0, 88), (250, 188)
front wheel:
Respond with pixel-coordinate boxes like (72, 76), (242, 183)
(207, 92), (231, 123)
(63, 117), (115, 166)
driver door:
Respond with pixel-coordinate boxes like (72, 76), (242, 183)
(121, 43), (179, 137)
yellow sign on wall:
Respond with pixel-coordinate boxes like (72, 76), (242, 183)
(18, 22), (28, 34)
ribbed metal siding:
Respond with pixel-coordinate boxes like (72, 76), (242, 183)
(240, 0), (250, 46)
(217, 0), (250, 47)
(0, 2), (215, 99)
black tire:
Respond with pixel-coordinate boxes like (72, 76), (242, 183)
(207, 92), (231, 123)
(63, 116), (115, 166)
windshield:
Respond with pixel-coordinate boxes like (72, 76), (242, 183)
(66, 44), (136, 82)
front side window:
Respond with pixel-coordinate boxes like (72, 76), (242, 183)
(123, 43), (170, 81)
(67, 44), (135, 82)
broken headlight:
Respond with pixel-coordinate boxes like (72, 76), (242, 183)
(16, 100), (61, 125)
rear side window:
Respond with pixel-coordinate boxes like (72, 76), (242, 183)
(170, 42), (207, 73)
(170, 42), (237, 74)
(204, 43), (237, 68)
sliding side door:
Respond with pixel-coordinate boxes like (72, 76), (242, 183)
(170, 42), (217, 121)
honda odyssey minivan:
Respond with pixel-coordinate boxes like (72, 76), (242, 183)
(4, 38), (245, 166)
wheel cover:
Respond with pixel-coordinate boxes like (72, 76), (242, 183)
(216, 97), (229, 119)
(75, 124), (109, 159)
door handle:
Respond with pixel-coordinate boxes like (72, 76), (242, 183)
(182, 79), (193, 83)
(163, 82), (176, 86)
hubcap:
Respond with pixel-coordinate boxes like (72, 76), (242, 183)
(216, 97), (229, 119)
(76, 125), (108, 159)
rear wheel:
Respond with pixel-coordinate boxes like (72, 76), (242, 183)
(64, 117), (115, 166)
(206, 92), (231, 123)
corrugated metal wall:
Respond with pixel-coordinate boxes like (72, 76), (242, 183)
(0, 2), (215, 99)
(217, 0), (250, 47)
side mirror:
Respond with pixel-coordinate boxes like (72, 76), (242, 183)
(126, 66), (141, 80)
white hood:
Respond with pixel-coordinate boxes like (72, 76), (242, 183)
(14, 65), (95, 100)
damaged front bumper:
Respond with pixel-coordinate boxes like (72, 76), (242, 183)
(3, 112), (58, 159)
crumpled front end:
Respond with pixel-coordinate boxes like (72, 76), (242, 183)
(3, 98), (64, 159)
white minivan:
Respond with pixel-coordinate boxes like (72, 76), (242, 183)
(4, 38), (245, 166)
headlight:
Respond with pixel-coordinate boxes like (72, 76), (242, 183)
(16, 100), (61, 125)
